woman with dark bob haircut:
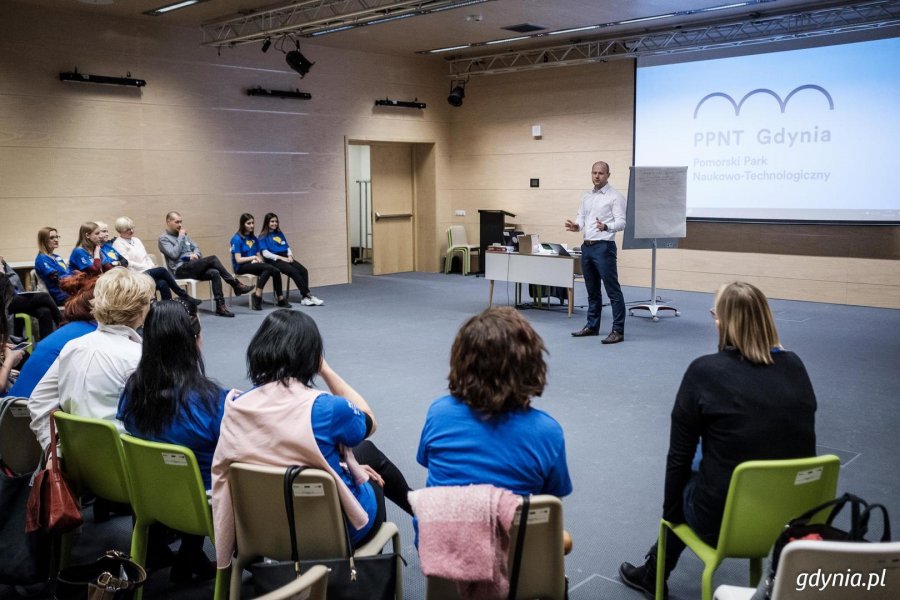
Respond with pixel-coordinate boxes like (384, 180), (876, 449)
(417, 306), (573, 501)
(619, 282), (817, 599)
(211, 310), (412, 570)
(230, 213), (289, 310)
(118, 299), (225, 582)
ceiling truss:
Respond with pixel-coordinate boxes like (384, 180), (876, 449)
(201, 0), (492, 46)
(448, 1), (900, 77)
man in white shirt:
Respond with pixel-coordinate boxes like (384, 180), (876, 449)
(28, 268), (155, 450)
(565, 161), (627, 344)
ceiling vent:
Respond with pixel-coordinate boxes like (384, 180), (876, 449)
(502, 23), (545, 33)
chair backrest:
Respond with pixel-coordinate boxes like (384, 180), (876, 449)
(53, 412), (130, 504)
(120, 434), (214, 538)
(230, 464), (350, 563)
(29, 269), (49, 294)
(717, 455), (841, 558)
(0, 397), (42, 474)
(771, 540), (900, 600)
(425, 495), (567, 600)
(448, 225), (469, 248)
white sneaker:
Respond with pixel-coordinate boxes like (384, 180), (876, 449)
(308, 295), (324, 306)
(301, 297), (315, 306)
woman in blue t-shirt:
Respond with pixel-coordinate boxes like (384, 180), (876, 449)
(68, 222), (105, 274)
(118, 299), (225, 583)
(34, 226), (74, 304)
(258, 212), (324, 306)
(230, 213), (288, 311)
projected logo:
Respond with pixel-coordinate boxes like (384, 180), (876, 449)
(693, 85), (834, 118)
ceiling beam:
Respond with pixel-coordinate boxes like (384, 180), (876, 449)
(447, 1), (900, 77)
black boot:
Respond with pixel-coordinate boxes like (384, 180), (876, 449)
(250, 294), (263, 311)
(176, 289), (203, 306)
(215, 300), (234, 318)
(276, 297), (291, 308)
(619, 553), (668, 600)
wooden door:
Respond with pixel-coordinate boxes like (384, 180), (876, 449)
(370, 144), (415, 275)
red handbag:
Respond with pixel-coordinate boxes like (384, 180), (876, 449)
(25, 411), (83, 534)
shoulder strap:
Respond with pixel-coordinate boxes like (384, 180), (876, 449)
(282, 465), (307, 569)
(859, 503), (892, 542)
(507, 494), (530, 600)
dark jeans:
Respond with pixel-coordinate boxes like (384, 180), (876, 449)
(9, 292), (62, 339)
(236, 263), (283, 296)
(649, 474), (720, 578)
(352, 440), (413, 548)
(144, 267), (190, 300)
(268, 259), (310, 297)
(580, 240), (625, 333)
(174, 256), (237, 303)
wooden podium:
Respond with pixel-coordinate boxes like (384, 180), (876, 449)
(477, 209), (516, 274)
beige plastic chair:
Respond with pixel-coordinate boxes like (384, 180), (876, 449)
(443, 226), (479, 275)
(425, 494), (566, 600)
(714, 540), (900, 600)
(0, 397), (43, 474)
(253, 564), (329, 600)
(158, 253), (227, 311)
(228, 463), (403, 600)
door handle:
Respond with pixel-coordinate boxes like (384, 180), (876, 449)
(374, 212), (413, 221)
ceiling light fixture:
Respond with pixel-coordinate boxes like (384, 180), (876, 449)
(548, 25), (601, 36)
(427, 44), (473, 54)
(618, 13), (676, 25)
(447, 80), (467, 107)
(701, 2), (752, 12)
(484, 36), (530, 46)
(285, 43), (314, 78)
(144, 0), (209, 16)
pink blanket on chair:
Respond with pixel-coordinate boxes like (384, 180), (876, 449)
(409, 484), (521, 600)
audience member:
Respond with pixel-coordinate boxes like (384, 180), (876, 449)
(69, 221), (105, 274)
(95, 221), (128, 268)
(0, 275), (26, 395)
(618, 281), (817, 600)
(3, 255), (62, 340)
(211, 310), (412, 570)
(28, 268), (155, 450)
(8, 272), (99, 398)
(417, 307), (573, 550)
(158, 211), (253, 318)
(259, 212), (324, 306)
(34, 226), (73, 304)
(112, 217), (201, 305)
(118, 299), (223, 582)
(230, 213), (289, 310)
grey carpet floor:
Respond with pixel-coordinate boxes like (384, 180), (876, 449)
(4, 268), (898, 599)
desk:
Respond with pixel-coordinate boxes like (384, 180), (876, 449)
(485, 251), (576, 317)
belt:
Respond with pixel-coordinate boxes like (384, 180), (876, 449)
(582, 239), (611, 246)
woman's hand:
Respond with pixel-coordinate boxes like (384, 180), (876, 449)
(3, 347), (24, 368)
(360, 464), (384, 487)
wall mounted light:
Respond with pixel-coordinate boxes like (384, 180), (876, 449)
(447, 79), (467, 107)
(247, 87), (311, 100)
(375, 98), (426, 109)
(60, 69), (146, 88)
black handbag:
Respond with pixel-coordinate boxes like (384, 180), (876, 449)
(756, 493), (891, 600)
(55, 550), (147, 600)
(249, 465), (400, 600)
(0, 398), (51, 585)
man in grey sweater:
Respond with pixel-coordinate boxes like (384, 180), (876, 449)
(158, 211), (253, 317)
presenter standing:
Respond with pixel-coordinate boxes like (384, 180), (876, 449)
(565, 161), (627, 344)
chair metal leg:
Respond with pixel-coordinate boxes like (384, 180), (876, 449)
(214, 565), (229, 600)
(702, 563), (716, 600)
(130, 520), (150, 600)
(656, 521), (668, 600)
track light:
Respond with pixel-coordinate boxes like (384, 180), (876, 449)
(285, 43), (314, 78)
(261, 38), (271, 53)
(447, 80), (466, 107)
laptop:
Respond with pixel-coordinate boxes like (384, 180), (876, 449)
(541, 242), (572, 257)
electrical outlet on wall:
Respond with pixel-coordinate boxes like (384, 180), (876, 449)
(455, 210), (466, 216)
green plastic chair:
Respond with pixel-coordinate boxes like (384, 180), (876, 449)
(120, 434), (227, 600)
(443, 226), (478, 275)
(14, 313), (37, 346)
(656, 454), (841, 600)
(54, 412), (131, 504)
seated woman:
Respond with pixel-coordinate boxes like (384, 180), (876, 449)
(8, 272), (99, 399)
(95, 221), (128, 269)
(111, 217), (200, 306)
(28, 268), (155, 451)
(211, 310), (412, 571)
(259, 212), (324, 306)
(118, 299), (224, 582)
(618, 281), (817, 599)
(3, 255), (62, 340)
(69, 221), (106, 274)
(34, 226), (73, 304)
(417, 307), (573, 546)
(0, 275), (26, 395)
(230, 213), (289, 310)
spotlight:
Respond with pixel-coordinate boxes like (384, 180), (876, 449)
(286, 48), (314, 78)
(447, 82), (466, 107)
(261, 38), (271, 53)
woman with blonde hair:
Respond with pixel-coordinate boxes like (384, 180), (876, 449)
(619, 282), (817, 600)
(28, 268), (156, 451)
(34, 226), (73, 304)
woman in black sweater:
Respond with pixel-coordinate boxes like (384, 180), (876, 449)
(619, 281), (817, 599)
